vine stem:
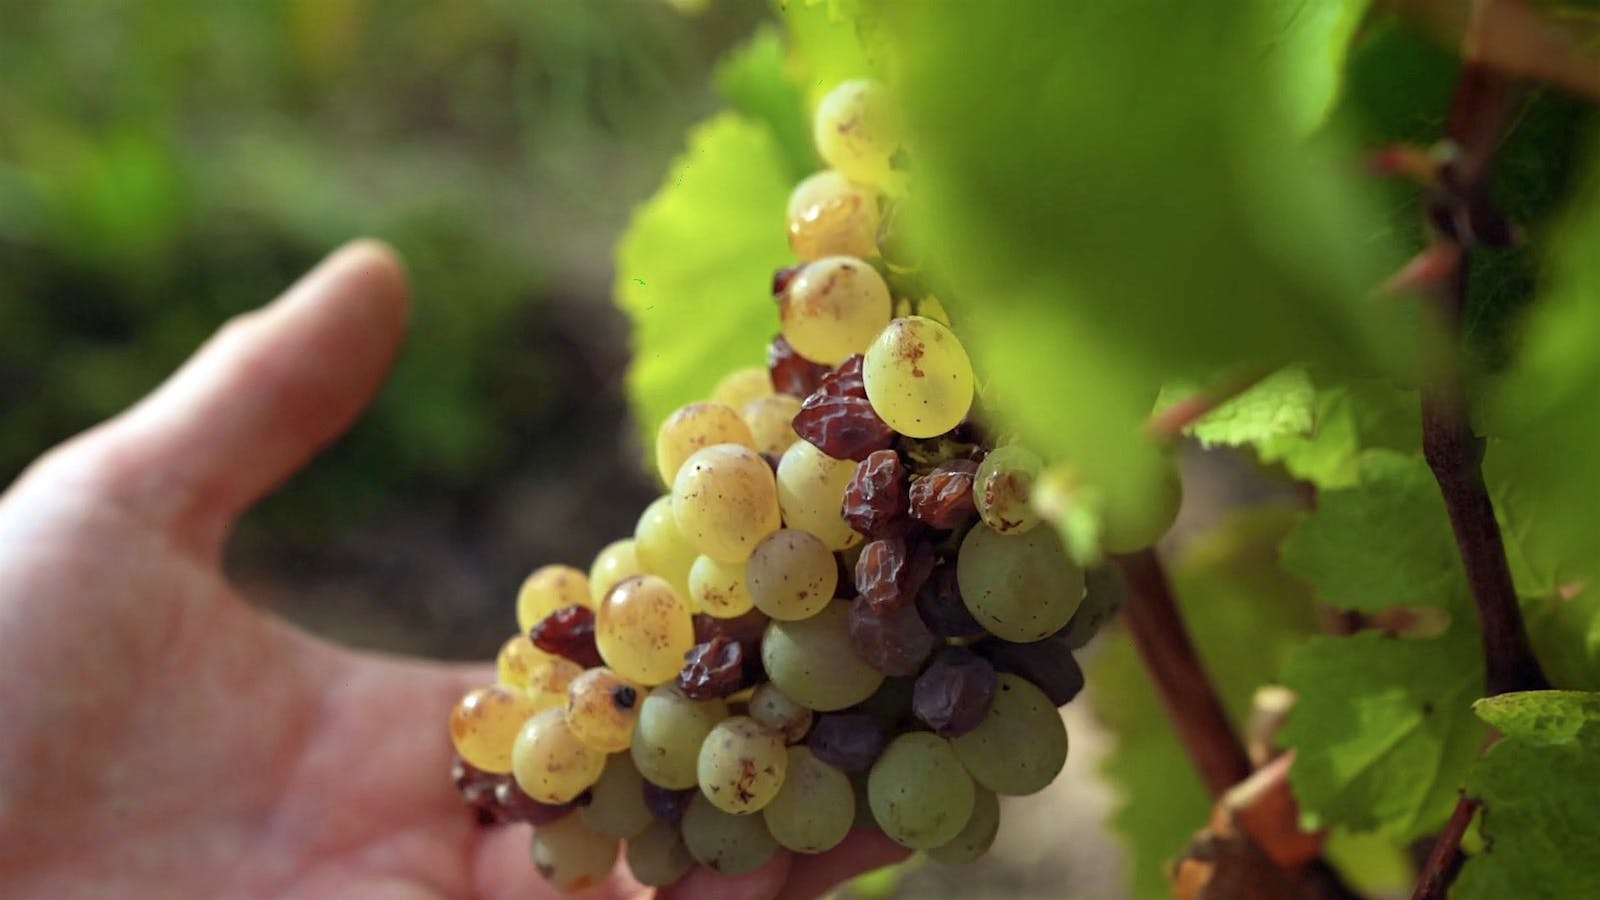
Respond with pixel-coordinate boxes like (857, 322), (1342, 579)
(1413, 796), (1481, 900)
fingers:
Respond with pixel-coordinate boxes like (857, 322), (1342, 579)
(775, 831), (911, 900)
(99, 240), (410, 557)
(658, 851), (794, 900)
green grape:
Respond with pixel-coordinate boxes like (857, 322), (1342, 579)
(762, 602), (883, 711)
(1032, 454), (1182, 558)
(742, 394), (802, 455)
(671, 444), (782, 563)
(956, 525), (1084, 642)
(863, 316), (975, 439)
(928, 787), (1000, 864)
(511, 708), (606, 804)
(974, 445), (1044, 535)
(1061, 565), (1127, 650)
(1101, 454), (1182, 553)
(635, 495), (698, 603)
(697, 716), (789, 814)
(589, 539), (644, 605)
(516, 564), (591, 632)
(624, 819), (694, 887)
(579, 753), (654, 839)
(762, 746), (854, 854)
(689, 554), (756, 619)
(950, 673), (1068, 795)
(655, 402), (757, 486)
(748, 682), (814, 743)
(495, 634), (552, 691)
(449, 685), (542, 774)
(775, 440), (863, 551)
(779, 256), (893, 366)
(867, 732), (975, 850)
(711, 365), (773, 412)
(745, 528), (837, 621)
(529, 815), (619, 894)
(681, 793), (780, 876)
(631, 685), (729, 789)
(813, 79), (904, 191)
(787, 170), (881, 262)
(597, 575), (695, 686)
(566, 666), (643, 753)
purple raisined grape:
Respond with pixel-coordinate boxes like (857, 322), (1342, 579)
(978, 636), (1085, 707)
(854, 537), (937, 614)
(772, 264), (802, 298)
(693, 609), (770, 650)
(493, 779), (579, 826)
(793, 393), (896, 462)
(915, 563), (986, 640)
(642, 782), (695, 824)
(816, 354), (868, 399)
(806, 713), (889, 774)
(769, 335), (828, 398)
(907, 459), (980, 530)
(528, 605), (604, 669)
(912, 647), (998, 737)
(842, 449), (908, 539)
(847, 595), (938, 677)
(677, 636), (750, 700)
(451, 756), (504, 824)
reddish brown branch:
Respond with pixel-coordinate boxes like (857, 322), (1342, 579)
(1412, 796), (1479, 900)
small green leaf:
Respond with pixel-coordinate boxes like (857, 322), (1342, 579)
(1255, 376), (1419, 488)
(614, 113), (795, 446)
(1156, 367), (1316, 448)
(714, 26), (815, 182)
(1454, 691), (1600, 899)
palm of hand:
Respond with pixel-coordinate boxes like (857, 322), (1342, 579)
(0, 245), (903, 900)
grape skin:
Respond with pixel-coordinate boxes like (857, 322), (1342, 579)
(748, 682), (814, 744)
(762, 746), (855, 854)
(589, 539), (644, 606)
(672, 443), (783, 564)
(630, 685), (729, 790)
(928, 787), (1000, 864)
(625, 819), (694, 887)
(579, 753), (654, 839)
(950, 673), (1068, 796)
(566, 666), (643, 753)
(974, 445), (1044, 535)
(696, 716), (789, 814)
(786, 170), (880, 262)
(862, 316), (975, 439)
(680, 792), (780, 876)
(517, 564), (592, 633)
(780, 256), (893, 366)
(813, 80), (904, 191)
(745, 528), (838, 622)
(495, 634), (552, 692)
(712, 366), (774, 412)
(596, 575), (696, 687)
(867, 731), (976, 850)
(634, 495), (699, 604)
(529, 815), (619, 893)
(689, 555), (756, 619)
(523, 656), (584, 713)
(775, 439), (864, 551)
(511, 707), (607, 804)
(656, 402), (757, 487)
(956, 525), (1084, 642)
(742, 394), (803, 455)
(449, 685), (543, 774)
(762, 602), (884, 712)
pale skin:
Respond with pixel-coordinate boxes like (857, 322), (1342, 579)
(0, 242), (908, 899)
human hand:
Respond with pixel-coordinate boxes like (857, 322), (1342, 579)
(0, 242), (908, 899)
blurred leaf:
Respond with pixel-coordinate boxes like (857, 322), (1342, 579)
(778, 0), (876, 105)
(1090, 507), (1320, 899)
(715, 26), (816, 181)
(1266, 0), (1376, 135)
(1455, 691), (1600, 899)
(1320, 827), (1415, 898)
(615, 113), (795, 452)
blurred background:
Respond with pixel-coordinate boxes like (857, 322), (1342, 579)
(0, 1), (1139, 896)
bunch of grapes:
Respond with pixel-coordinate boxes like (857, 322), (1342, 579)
(446, 79), (1130, 892)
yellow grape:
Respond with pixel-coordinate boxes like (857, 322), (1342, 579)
(775, 440), (863, 551)
(589, 538), (644, 605)
(511, 707), (606, 804)
(742, 394), (802, 455)
(813, 79), (904, 191)
(516, 564), (591, 633)
(597, 575), (696, 686)
(449, 685), (542, 774)
(495, 634), (551, 691)
(635, 494), (698, 602)
(779, 257), (893, 366)
(655, 402), (756, 486)
(566, 666), (644, 753)
(862, 316), (975, 439)
(671, 444), (782, 563)
(524, 656), (584, 713)
(745, 528), (837, 621)
(689, 554), (756, 619)
(711, 366), (774, 412)
(786, 170), (880, 262)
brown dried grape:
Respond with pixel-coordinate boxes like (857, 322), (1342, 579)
(768, 335), (828, 398)
(793, 394), (895, 462)
(772, 264), (802, 298)
(693, 609), (771, 652)
(915, 563), (986, 640)
(806, 713), (888, 774)
(854, 538), (936, 614)
(908, 459), (979, 530)
(529, 605), (604, 669)
(847, 595), (938, 677)
(842, 449), (907, 539)
(494, 778), (581, 826)
(452, 756), (503, 823)
(977, 636), (1085, 707)
(912, 647), (997, 737)
(816, 354), (868, 399)
(643, 782), (695, 824)
(678, 637), (750, 700)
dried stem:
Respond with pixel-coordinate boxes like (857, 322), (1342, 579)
(1411, 796), (1480, 900)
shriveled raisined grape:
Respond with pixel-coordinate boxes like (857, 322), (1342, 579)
(807, 713), (888, 774)
(793, 394), (895, 462)
(769, 335), (828, 398)
(915, 564), (986, 640)
(772, 264), (802, 298)
(854, 538), (936, 613)
(913, 647), (997, 737)
(494, 778), (580, 825)
(693, 609), (770, 651)
(843, 449), (908, 539)
(848, 596), (938, 677)
(816, 354), (868, 399)
(908, 459), (979, 529)
(529, 605), (604, 668)
(678, 637), (750, 700)
(977, 636), (1085, 707)
(643, 782), (695, 825)
(452, 756), (504, 822)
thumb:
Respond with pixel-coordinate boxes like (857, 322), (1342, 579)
(105, 239), (410, 557)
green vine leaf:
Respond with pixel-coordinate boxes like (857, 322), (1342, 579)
(1265, 0), (1377, 135)
(1454, 691), (1600, 899)
(1156, 367), (1317, 448)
